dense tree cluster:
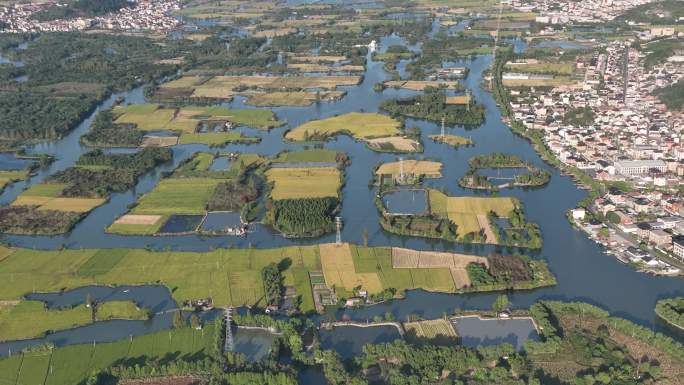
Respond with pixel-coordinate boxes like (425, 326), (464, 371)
(80, 110), (144, 147)
(654, 79), (684, 111)
(0, 33), (178, 143)
(52, 148), (171, 198)
(0, 206), (82, 234)
(262, 263), (284, 307)
(469, 153), (525, 168)
(381, 87), (486, 126)
(270, 197), (338, 237)
(562, 107), (596, 127)
(655, 297), (684, 329)
(207, 175), (260, 212)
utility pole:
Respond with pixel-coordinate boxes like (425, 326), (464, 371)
(335, 217), (343, 245)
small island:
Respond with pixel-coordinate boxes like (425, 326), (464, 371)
(381, 86), (486, 126)
(374, 159), (443, 186)
(428, 133), (473, 147)
(655, 297), (684, 330)
(459, 153), (551, 191)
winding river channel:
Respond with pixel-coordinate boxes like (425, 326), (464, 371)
(0, 26), (682, 358)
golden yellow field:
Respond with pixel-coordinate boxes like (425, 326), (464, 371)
(366, 137), (421, 152)
(376, 160), (442, 177)
(181, 75), (361, 98)
(12, 196), (105, 213)
(429, 190), (517, 239)
(445, 95), (471, 105)
(253, 27), (297, 38)
(265, 167), (341, 200)
(286, 112), (402, 141)
(289, 55), (346, 63)
(287, 63), (364, 72)
(244, 91), (345, 107)
(385, 80), (461, 90)
(391, 247), (487, 288)
(320, 243), (383, 294)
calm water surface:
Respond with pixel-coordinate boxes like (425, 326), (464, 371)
(0, 28), (682, 358)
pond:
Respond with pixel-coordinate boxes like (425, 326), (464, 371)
(158, 215), (205, 234)
(200, 211), (243, 233)
(209, 156), (232, 171)
(382, 189), (428, 215)
(477, 167), (527, 185)
(319, 325), (403, 359)
(450, 316), (539, 351)
(232, 327), (278, 362)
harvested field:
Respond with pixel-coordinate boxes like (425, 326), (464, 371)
(376, 160), (442, 177)
(253, 27), (297, 38)
(265, 167), (341, 200)
(320, 243), (383, 294)
(427, 192), (517, 241)
(392, 248), (488, 289)
(428, 134), (472, 146)
(142, 136), (179, 147)
(391, 248), (487, 269)
(445, 95), (471, 105)
(290, 55), (346, 63)
(366, 136), (421, 152)
(114, 214), (162, 225)
(12, 196), (105, 213)
(182, 75), (360, 97)
(286, 112), (402, 141)
(287, 63), (364, 72)
(476, 214), (496, 243)
(244, 91), (345, 107)
(385, 80), (461, 90)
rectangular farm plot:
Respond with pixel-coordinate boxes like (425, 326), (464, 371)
(376, 160), (442, 177)
(320, 243), (383, 294)
(132, 178), (221, 215)
(404, 318), (458, 340)
(114, 105), (176, 131)
(266, 167), (341, 200)
(391, 247), (488, 289)
(13, 183), (105, 213)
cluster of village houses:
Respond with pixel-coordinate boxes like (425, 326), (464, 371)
(0, 0), (181, 33)
(505, 38), (684, 274)
(506, 0), (662, 24)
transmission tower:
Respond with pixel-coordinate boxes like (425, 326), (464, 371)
(399, 157), (405, 184)
(465, 89), (472, 112)
(335, 217), (343, 245)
